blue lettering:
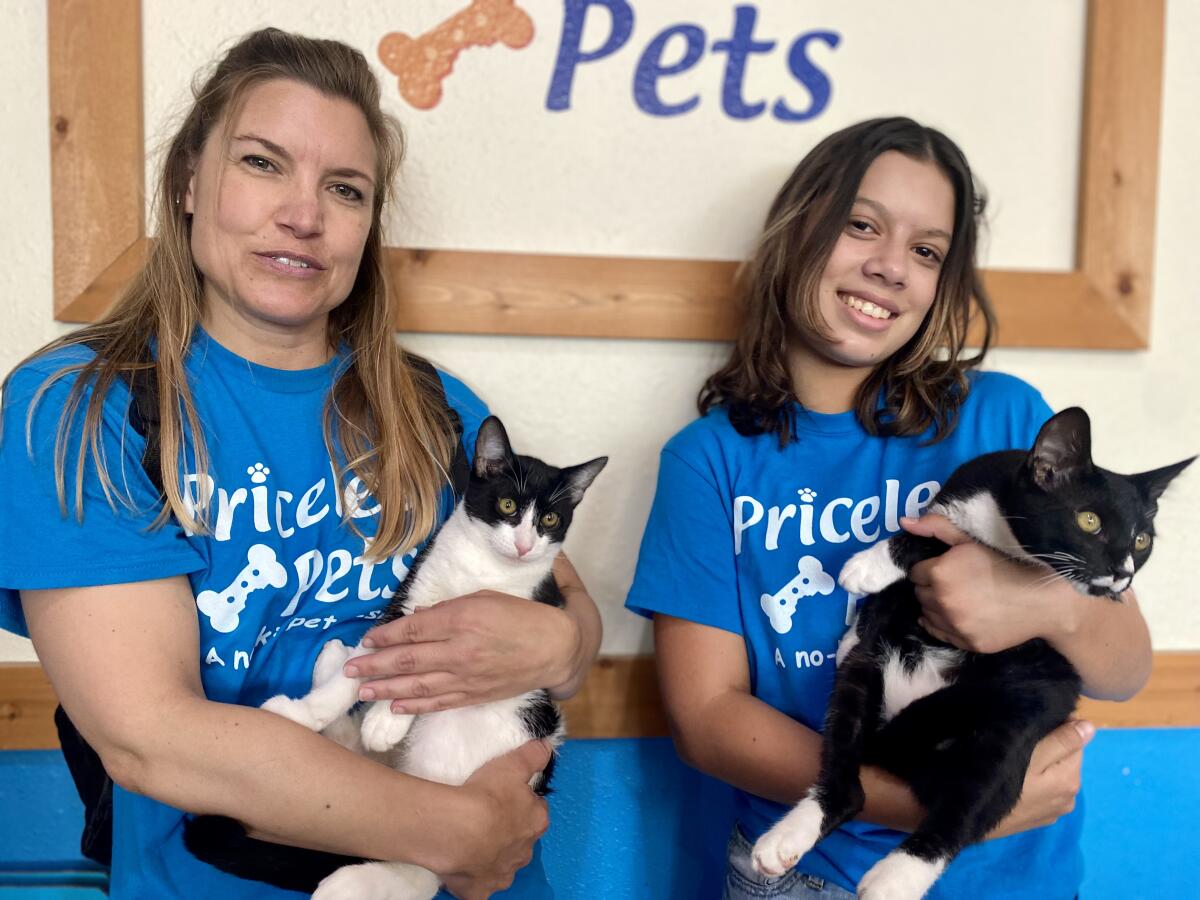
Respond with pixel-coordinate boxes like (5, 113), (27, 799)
(633, 23), (705, 116)
(711, 5), (775, 120)
(547, 0), (635, 111)
(773, 31), (840, 122)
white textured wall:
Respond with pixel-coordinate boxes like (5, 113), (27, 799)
(2, 2), (1196, 662)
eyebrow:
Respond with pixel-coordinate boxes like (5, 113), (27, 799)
(854, 196), (951, 242)
(233, 133), (375, 187)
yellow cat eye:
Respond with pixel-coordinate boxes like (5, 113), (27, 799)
(1135, 532), (1151, 551)
(1075, 511), (1102, 534)
(497, 497), (517, 515)
(541, 512), (560, 528)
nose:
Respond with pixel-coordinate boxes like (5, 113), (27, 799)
(277, 188), (323, 238)
(863, 238), (907, 288)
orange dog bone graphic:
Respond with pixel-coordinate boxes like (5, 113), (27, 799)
(379, 0), (534, 110)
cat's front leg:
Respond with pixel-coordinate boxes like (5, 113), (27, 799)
(261, 639), (366, 732)
(313, 861), (440, 900)
(360, 699), (416, 753)
(839, 533), (946, 595)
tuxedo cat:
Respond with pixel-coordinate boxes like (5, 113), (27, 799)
(751, 407), (1191, 900)
(184, 416), (607, 899)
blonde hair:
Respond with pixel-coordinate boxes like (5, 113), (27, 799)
(7, 28), (455, 560)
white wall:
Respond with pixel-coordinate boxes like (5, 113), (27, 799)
(2, 2), (1196, 662)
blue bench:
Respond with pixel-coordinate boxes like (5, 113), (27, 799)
(3, 731), (1197, 898)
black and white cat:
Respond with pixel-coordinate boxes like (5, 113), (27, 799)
(184, 416), (607, 899)
(751, 407), (1191, 900)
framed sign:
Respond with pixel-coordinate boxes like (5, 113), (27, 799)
(49, 0), (1162, 348)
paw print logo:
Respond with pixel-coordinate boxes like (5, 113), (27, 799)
(797, 488), (818, 502)
(247, 462), (271, 484)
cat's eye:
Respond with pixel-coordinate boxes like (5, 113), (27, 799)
(1075, 511), (1102, 534)
(541, 512), (560, 528)
(497, 498), (517, 516)
(1134, 532), (1151, 551)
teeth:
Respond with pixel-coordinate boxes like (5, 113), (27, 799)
(839, 293), (893, 319)
(272, 256), (311, 269)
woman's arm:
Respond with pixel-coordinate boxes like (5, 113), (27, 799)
(902, 514), (1153, 700)
(346, 553), (602, 712)
(22, 577), (549, 895)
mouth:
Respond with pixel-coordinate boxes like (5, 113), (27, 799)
(837, 291), (897, 321)
(255, 251), (326, 272)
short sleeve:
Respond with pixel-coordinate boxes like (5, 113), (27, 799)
(436, 369), (490, 458)
(625, 446), (743, 635)
(0, 357), (205, 636)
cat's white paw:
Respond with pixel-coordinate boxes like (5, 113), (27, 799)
(260, 695), (322, 731)
(856, 851), (945, 900)
(313, 862), (439, 900)
(751, 797), (824, 878)
(839, 542), (904, 596)
(360, 702), (415, 753)
(312, 639), (352, 685)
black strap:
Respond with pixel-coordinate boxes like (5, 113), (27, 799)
(53, 343), (467, 868)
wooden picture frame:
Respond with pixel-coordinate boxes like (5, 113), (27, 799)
(50, 0), (1163, 348)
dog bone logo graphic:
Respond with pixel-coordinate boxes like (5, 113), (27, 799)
(760, 556), (835, 635)
(379, 0), (534, 110)
(197, 544), (289, 634)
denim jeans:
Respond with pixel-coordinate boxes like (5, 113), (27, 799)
(723, 824), (855, 900)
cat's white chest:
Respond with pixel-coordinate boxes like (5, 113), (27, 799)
(880, 647), (963, 722)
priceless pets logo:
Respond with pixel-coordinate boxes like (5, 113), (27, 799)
(378, 1), (841, 120)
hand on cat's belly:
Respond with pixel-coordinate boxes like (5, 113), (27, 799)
(901, 513), (1087, 654)
(342, 591), (578, 714)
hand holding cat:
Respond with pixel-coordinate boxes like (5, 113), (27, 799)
(440, 739), (552, 900)
(987, 719), (1093, 839)
(346, 591), (582, 713)
(901, 513), (1084, 654)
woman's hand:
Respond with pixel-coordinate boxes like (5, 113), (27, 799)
(987, 720), (1092, 839)
(347, 591), (583, 714)
(438, 740), (552, 900)
(900, 514), (1081, 654)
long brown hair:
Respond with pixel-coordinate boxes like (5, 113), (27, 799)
(699, 117), (995, 446)
(5, 28), (455, 559)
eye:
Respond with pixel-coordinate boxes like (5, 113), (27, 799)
(1075, 511), (1102, 534)
(540, 512), (560, 528)
(243, 154), (276, 172)
(914, 245), (943, 264)
(1134, 532), (1151, 552)
(331, 183), (365, 203)
(497, 498), (517, 516)
(848, 219), (875, 234)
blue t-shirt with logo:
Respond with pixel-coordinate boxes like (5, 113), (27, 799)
(626, 371), (1084, 899)
(0, 330), (550, 899)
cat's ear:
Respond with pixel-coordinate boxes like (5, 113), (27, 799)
(1027, 407), (1093, 490)
(1131, 456), (1194, 505)
(559, 456), (608, 506)
(473, 416), (515, 479)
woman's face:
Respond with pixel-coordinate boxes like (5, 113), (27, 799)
(802, 150), (955, 371)
(185, 78), (377, 348)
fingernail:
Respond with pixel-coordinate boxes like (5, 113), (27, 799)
(343, 665), (359, 678)
(1074, 720), (1095, 744)
(361, 636), (375, 648)
(391, 702), (408, 714)
(359, 687), (375, 701)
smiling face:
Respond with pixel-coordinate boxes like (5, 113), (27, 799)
(185, 78), (378, 363)
(793, 151), (956, 391)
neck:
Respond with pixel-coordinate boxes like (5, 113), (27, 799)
(786, 345), (873, 414)
(202, 300), (332, 370)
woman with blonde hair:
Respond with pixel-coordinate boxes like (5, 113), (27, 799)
(0, 27), (599, 899)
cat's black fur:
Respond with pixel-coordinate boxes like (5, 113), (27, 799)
(756, 407), (1192, 896)
(184, 417), (606, 893)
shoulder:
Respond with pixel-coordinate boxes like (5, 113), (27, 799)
(434, 368), (490, 427)
(958, 369), (1053, 445)
(662, 406), (740, 462)
(2, 343), (129, 421)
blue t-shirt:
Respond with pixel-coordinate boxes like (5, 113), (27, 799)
(0, 331), (550, 899)
(626, 371), (1084, 899)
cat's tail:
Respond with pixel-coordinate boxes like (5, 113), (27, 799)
(183, 814), (366, 892)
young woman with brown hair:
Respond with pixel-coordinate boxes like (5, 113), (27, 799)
(0, 28), (599, 899)
(627, 118), (1151, 899)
